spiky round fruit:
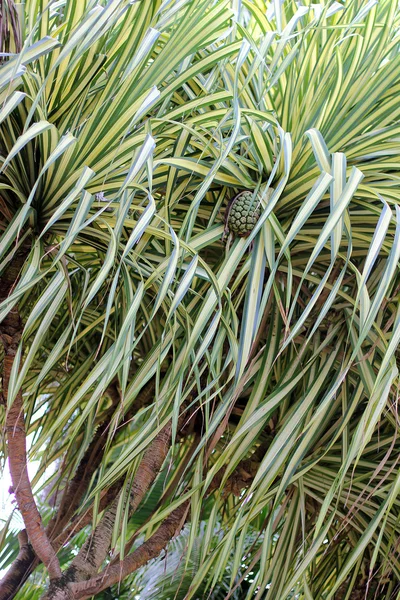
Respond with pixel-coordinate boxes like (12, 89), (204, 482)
(225, 191), (261, 237)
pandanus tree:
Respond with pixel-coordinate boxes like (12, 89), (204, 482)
(1, 0), (400, 598)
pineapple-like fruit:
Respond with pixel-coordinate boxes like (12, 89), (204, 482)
(224, 191), (261, 239)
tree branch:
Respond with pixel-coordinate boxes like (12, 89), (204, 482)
(71, 500), (190, 599)
(38, 418), (179, 599)
(128, 420), (172, 514)
(4, 360), (61, 577)
(0, 531), (34, 600)
(69, 419), (173, 581)
(0, 249), (61, 581)
(70, 447), (264, 599)
(0, 406), (124, 600)
(0, 481), (124, 600)
(52, 481), (122, 550)
(56, 376), (157, 539)
(0, 379), (156, 599)
(118, 433), (200, 560)
(67, 382), (192, 585)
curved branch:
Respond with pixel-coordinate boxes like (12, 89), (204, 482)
(69, 420), (173, 581)
(0, 378), (156, 599)
(0, 481), (124, 600)
(71, 500), (189, 599)
(1, 250), (61, 581)
(4, 352), (61, 580)
(71, 446), (263, 599)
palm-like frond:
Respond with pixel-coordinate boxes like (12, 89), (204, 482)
(0, 0), (400, 599)
(109, 522), (260, 600)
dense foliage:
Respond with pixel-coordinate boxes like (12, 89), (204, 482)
(1, 0), (400, 598)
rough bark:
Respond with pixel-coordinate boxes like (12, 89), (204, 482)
(40, 574), (76, 600)
(39, 502), (189, 600)
(71, 500), (190, 599)
(128, 421), (172, 513)
(48, 379), (155, 542)
(0, 249), (61, 580)
(0, 251), (166, 598)
(52, 481), (122, 550)
(32, 439), (263, 600)
(0, 482), (124, 600)
(68, 420), (173, 583)
(38, 421), (179, 599)
(54, 378), (156, 542)
(0, 427), (124, 600)
(0, 531), (34, 600)
(0, 378), (156, 599)
(68, 495), (122, 582)
(3, 384), (263, 600)
(4, 361), (238, 600)
(69, 448), (262, 599)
